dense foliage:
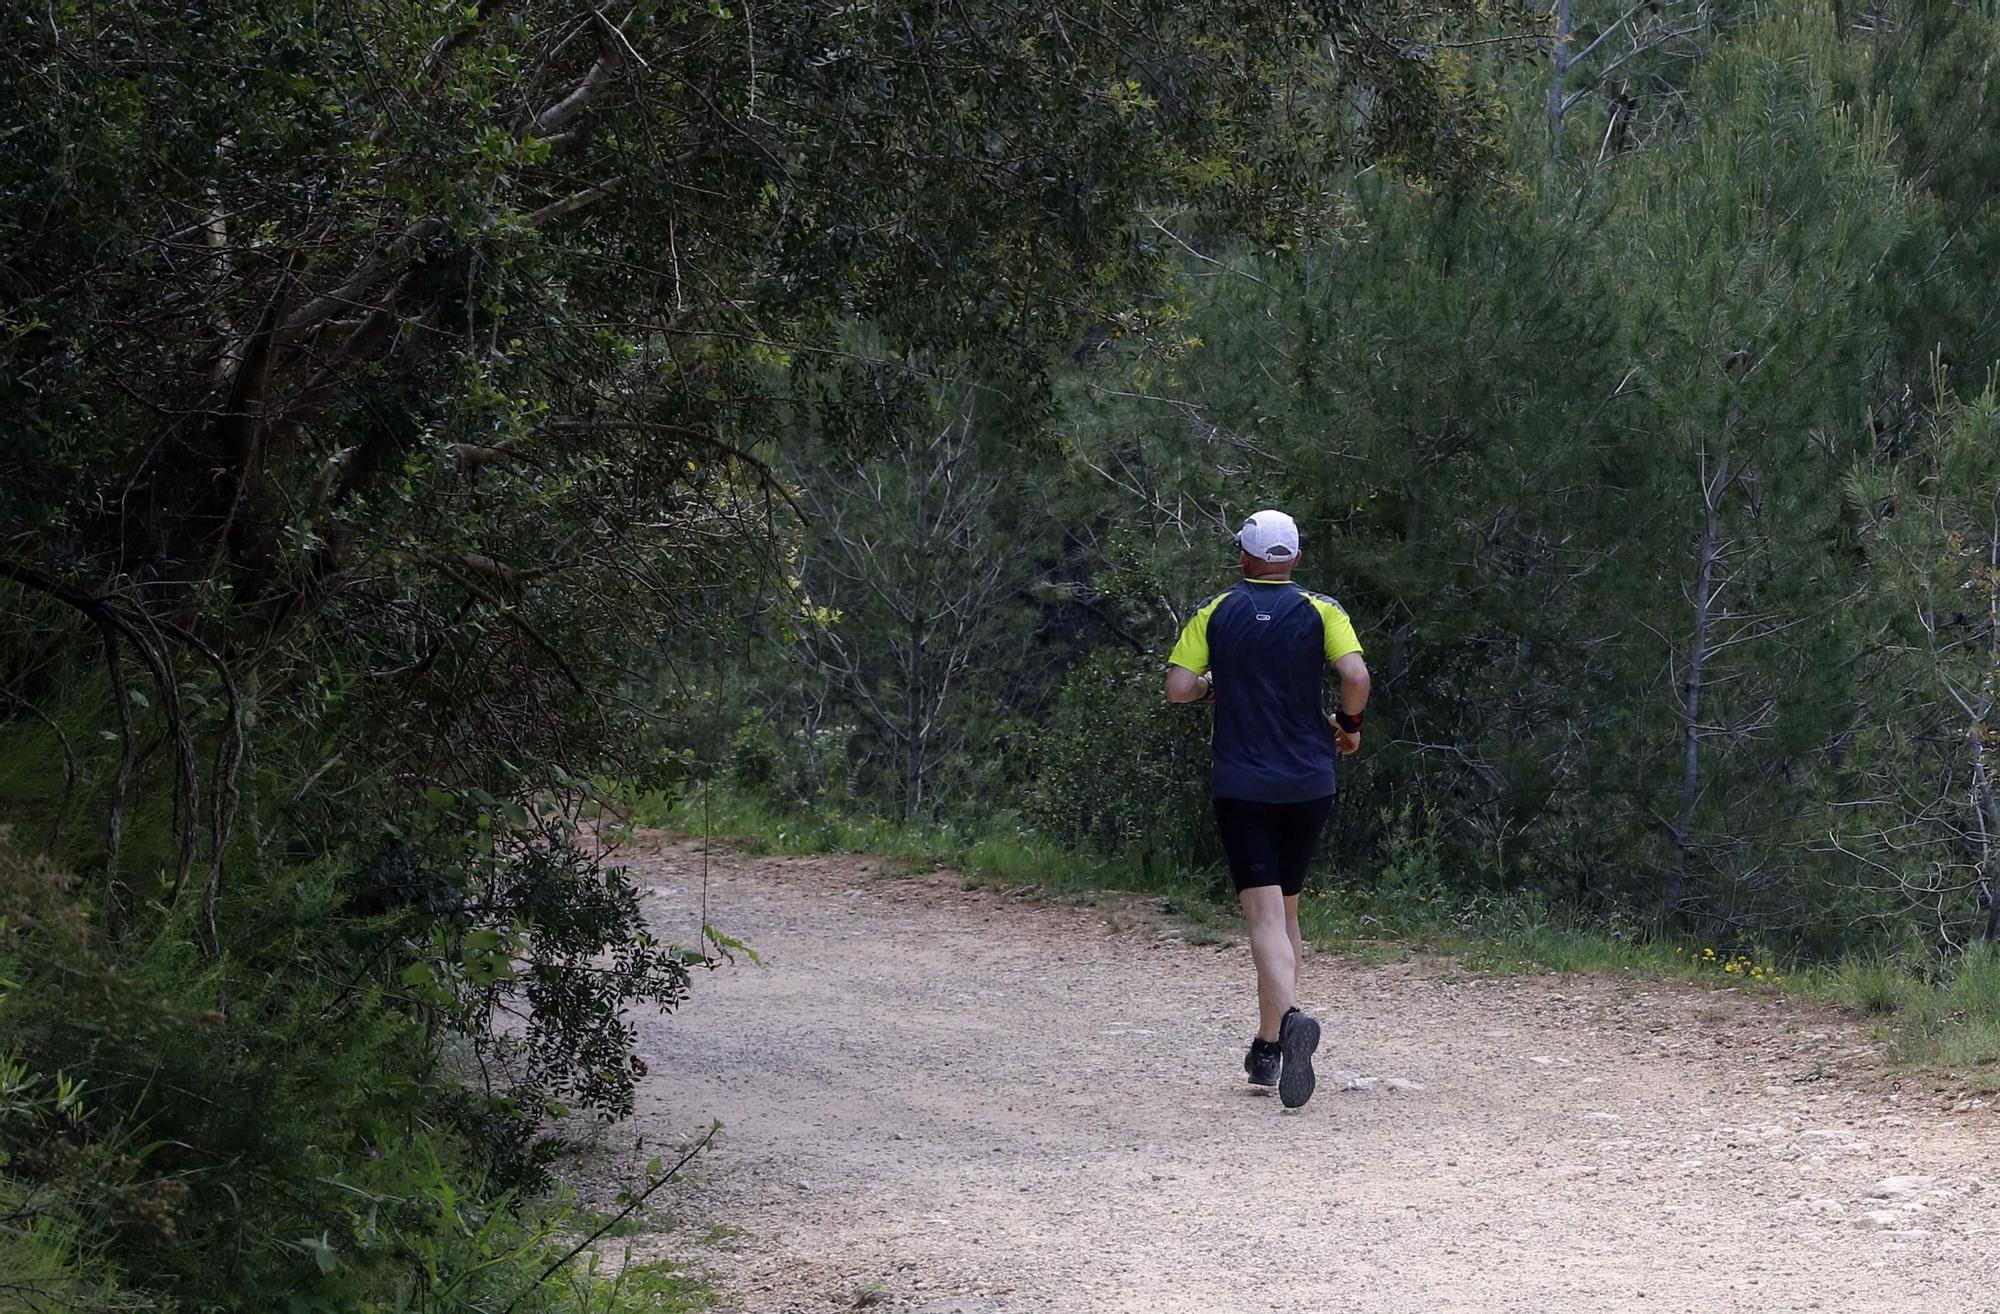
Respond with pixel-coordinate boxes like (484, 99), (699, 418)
(0, 0), (1511, 1306)
(684, 2), (2000, 966)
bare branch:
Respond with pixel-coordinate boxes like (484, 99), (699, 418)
(525, 179), (624, 227)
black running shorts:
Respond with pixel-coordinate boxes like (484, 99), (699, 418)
(1212, 795), (1334, 896)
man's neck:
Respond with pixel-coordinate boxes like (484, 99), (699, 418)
(1238, 550), (1296, 582)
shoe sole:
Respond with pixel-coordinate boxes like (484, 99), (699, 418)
(1278, 1012), (1321, 1109)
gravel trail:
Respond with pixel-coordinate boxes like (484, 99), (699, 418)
(613, 835), (2000, 1314)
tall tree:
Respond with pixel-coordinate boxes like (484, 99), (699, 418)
(1842, 389), (2000, 949)
(793, 385), (1026, 820)
(1590, 10), (1910, 921)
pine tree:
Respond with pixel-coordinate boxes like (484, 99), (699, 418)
(1842, 388), (2000, 950)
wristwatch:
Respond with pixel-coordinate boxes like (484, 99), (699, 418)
(1333, 709), (1364, 733)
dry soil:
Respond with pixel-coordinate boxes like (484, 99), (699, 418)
(605, 835), (2000, 1314)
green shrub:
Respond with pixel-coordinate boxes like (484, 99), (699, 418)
(0, 802), (717, 1313)
(1026, 650), (1217, 879)
(0, 1063), (136, 1314)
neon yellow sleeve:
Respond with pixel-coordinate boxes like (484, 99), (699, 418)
(1310, 596), (1363, 663)
(1168, 594), (1227, 673)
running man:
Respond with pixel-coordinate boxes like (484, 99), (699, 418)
(1165, 509), (1370, 1109)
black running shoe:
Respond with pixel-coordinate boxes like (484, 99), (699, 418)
(1277, 1007), (1322, 1109)
(1244, 1038), (1280, 1088)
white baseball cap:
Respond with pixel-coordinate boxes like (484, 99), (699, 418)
(1236, 509), (1300, 562)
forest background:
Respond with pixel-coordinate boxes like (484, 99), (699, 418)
(5, 0), (2000, 1309)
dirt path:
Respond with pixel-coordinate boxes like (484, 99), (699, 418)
(611, 835), (2000, 1313)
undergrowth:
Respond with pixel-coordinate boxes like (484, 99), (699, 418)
(632, 786), (1180, 901)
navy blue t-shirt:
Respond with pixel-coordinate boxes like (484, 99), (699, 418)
(1168, 579), (1363, 802)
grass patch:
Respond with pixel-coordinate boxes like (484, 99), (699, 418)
(696, 1221), (749, 1251)
(589, 1257), (719, 1313)
(573, 1204), (675, 1241)
(630, 783), (1199, 903)
(1825, 956), (1918, 1017)
(562, 1197), (731, 1312)
(1813, 945), (2000, 1075)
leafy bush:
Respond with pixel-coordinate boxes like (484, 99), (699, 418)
(0, 784), (716, 1312)
(1027, 651), (1219, 880)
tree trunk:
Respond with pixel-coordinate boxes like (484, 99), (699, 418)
(1387, 478), (1422, 691)
(1976, 522), (2000, 942)
(902, 606), (925, 819)
(1548, 0), (1574, 166)
(1973, 743), (2000, 943)
(1668, 449), (1728, 913)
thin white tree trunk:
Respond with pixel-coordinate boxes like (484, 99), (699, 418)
(1669, 447), (1729, 912)
(1548, 0), (1574, 165)
(1976, 520), (2000, 941)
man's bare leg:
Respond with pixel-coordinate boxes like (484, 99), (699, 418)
(1284, 892), (1304, 1000)
(1239, 885), (1296, 1042)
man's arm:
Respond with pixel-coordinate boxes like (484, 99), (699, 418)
(1311, 595), (1368, 754)
(1334, 651), (1370, 716)
(1164, 596), (1221, 703)
(1332, 650), (1370, 755)
(1166, 665), (1213, 703)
